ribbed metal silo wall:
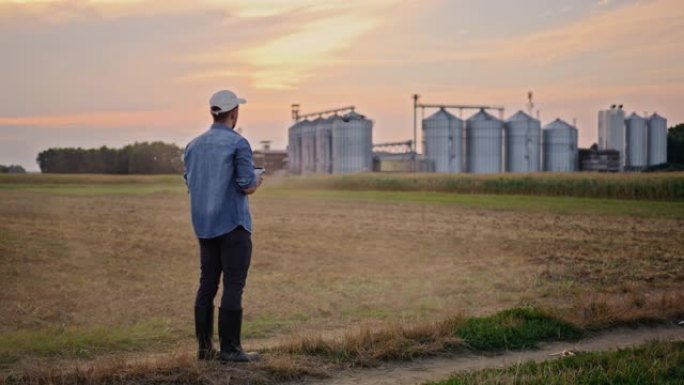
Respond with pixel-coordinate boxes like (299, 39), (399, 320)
(423, 110), (463, 173)
(300, 120), (316, 174)
(315, 118), (333, 173)
(598, 108), (626, 169)
(625, 114), (648, 170)
(647, 114), (668, 166)
(466, 112), (503, 174)
(505, 112), (541, 173)
(331, 115), (373, 174)
(543, 125), (578, 172)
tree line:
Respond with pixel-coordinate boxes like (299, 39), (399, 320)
(0, 165), (26, 173)
(668, 124), (684, 165)
(36, 142), (183, 174)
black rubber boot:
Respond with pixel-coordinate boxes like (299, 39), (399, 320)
(195, 306), (218, 360)
(218, 308), (258, 363)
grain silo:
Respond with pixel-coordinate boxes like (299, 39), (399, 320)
(466, 109), (503, 174)
(423, 108), (463, 173)
(300, 119), (316, 174)
(647, 113), (668, 166)
(543, 118), (578, 172)
(624, 113), (648, 171)
(332, 111), (373, 174)
(505, 111), (541, 173)
(598, 106), (626, 169)
(315, 116), (334, 173)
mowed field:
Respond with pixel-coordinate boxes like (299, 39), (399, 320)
(1, 173), (683, 373)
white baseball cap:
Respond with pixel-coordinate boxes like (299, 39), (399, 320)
(209, 90), (246, 115)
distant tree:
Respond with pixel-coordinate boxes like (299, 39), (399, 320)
(0, 164), (26, 173)
(668, 123), (684, 164)
(8, 165), (26, 173)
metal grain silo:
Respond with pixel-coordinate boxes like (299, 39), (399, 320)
(287, 120), (304, 174)
(543, 119), (578, 172)
(314, 116), (334, 173)
(647, 113), (668, 166)
(505, 111), (541, 173)
(331, 112), (373, 174)
(423, 108), (463, 173)
(625, 113), (648, 171)
(300, 119), (316, 174)
(598, 107), (626, 169)
(466, 109), (503, 174)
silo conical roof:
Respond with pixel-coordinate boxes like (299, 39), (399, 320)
(506, 110), (538, 123)
(344, 111), (366, 120)
(543, 118), (574, 130)
(649, 113), (665, 121)
(425, 107), (460, 122)
(467, 109), (498, 122)
(627, 112), (645, 121)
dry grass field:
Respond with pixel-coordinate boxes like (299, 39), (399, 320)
(1, 173), (683, 380)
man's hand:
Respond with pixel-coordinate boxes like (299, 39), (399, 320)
(242, 176), (262, 195)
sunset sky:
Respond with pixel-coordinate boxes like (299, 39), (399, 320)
(1, 0), (682, 170)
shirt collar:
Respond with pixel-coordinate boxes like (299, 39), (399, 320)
(210, 122), (233, 131)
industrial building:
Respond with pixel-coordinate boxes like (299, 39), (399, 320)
(285, 99), (668, 175)
(597, 106), (668, 171)
(253, 141), (287, 175)
(287, 106), (373, 174)
(579, 148), (620, 172)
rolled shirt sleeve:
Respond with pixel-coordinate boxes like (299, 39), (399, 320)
(235, 137), (257, 191)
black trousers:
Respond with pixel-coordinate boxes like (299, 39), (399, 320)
(195, 226), (252, 310)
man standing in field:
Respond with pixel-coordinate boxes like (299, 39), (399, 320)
(183, 90), (262, 363)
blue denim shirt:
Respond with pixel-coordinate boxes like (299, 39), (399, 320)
(184, 123), (257, 239)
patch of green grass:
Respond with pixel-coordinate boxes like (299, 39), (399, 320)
(265, 189), (684, 219)
(455, 307), (584, 351)
(340, 306), (399, 319)
(0, 318), (172, 364)
(427, 340), (684, 385)
(242, 313), (311, 339)
(0, 174), (185, 196)
(278, 307), (585, 368)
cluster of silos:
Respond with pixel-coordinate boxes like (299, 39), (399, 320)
(598, 106), (668, 171)
(543, 119), (578, 172)
(423, 108), (550, 174)
(287, 111), (373, 174)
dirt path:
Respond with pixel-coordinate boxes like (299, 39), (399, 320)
(306, 324), (684, 385)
